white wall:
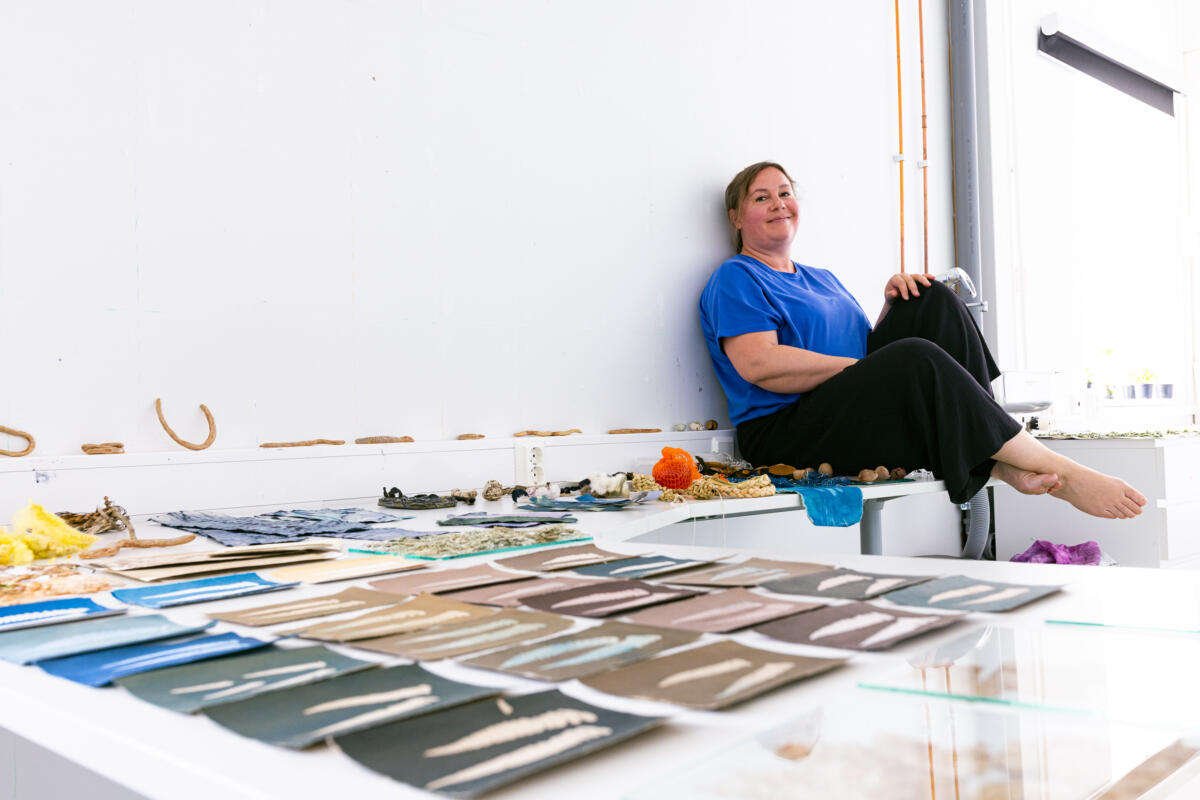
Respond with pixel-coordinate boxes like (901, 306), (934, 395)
(0, 1), (956, 458)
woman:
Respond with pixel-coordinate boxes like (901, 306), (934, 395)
(700, 161), (1145, 519)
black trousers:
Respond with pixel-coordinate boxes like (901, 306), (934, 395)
(737, 280), (1021, 503)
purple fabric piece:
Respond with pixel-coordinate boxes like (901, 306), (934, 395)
(1010, 540), (1102, 566)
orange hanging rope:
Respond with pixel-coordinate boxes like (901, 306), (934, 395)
(918, 0), (930, 274)
(894, 0), (906, 273)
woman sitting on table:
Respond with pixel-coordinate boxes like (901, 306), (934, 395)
(699, 161), (1146, 519)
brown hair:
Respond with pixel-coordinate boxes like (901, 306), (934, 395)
(724, 161), (795, 252)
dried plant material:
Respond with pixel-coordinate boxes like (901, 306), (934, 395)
(260, 439), (345, 448)
(768, 464), (796, 477)
(450, 489), (478, 505)
(374, 525), (587, 559)
(457, 433), (485, 440)
(632, 473), (775, 502)
(2, 503), (98, 565)
(482, 480), (505, 501)
(0, 425), (35, 457)
(58, 497), (129, 536)
(513, 429), (582, 437)
(154, 398), (216, 450)
(0, 564), (114, 606)
(354, 435), (414, 444)
(81, 442), (124, 455)
(608, 428), (661, 434)
(72, 500), (196, 560)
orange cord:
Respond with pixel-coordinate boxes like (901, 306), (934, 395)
(894, 0), (905, 274)
(918, 0), (930, 274)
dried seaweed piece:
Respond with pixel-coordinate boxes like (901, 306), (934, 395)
(154, 399), (216, 451)
(58, 497), (129, 535)
(608, 428), (661, 434)
(457, 433), (485, 440)
(451, 489), (478, 505)
(378, 487), (456, 510)
(260, 439), (345, 448)
(0, 425), (35, 457)
(354, 436), (414, 444)
(74, 501), (196, 559)
(81, 443), (124, 455)
(513, 429), (583, 437)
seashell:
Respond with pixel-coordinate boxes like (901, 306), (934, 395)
(857, 469), (878, 482)
(688, 421), (704, 431)
(875, 466), (890, 481)
(673, 423), (687, 432)
(705, 420), (719, 430)
(818, 462), (834, 477)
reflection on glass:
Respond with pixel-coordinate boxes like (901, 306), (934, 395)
(860, 625), (1200, 729)
(624, 690), (1192, 799)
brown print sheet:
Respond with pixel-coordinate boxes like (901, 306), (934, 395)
(626, 587), (823, 633)
(297, 594), (495, 642)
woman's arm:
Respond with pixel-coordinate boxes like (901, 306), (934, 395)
(723, 330), (857, 394)
(876, 272), (935, 326)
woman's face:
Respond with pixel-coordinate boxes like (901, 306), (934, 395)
(730, 167), (798, 252)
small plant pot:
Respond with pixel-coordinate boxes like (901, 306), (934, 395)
(1139, 384), (1154, 399)
(1124, 385), (1137, 400)
(1158, 383), (1175, 399)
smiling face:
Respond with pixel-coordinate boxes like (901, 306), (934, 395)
(728, 166), (799, 255)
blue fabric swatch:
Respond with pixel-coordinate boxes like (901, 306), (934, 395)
(0, 614), (213, 664)
(111, 573), (297, 609)
(520, 491), (660, 512)
(38, 632), (272, 687)
(791, 486), (864, 527)
(259, 508), (414, 524)
(0, 597), (124, 633)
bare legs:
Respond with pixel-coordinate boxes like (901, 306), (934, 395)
(990, 430), (1147, 519)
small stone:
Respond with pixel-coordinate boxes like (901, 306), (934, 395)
(857, 469), (878, 483)
(673, 423), (687, 432)
(875, 466), (890, 481)
(688, 421), (704, 431)
(705, 420), (719, 430)
(818, 462), (833, 477)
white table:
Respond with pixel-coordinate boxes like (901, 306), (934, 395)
(4, 506), (1200, 799)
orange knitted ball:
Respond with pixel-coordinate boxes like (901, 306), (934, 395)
(652, 447), (700, 490)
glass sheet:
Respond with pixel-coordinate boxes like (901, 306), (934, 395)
(347, 536), (593, 560)
(625, 690), (1198, 800)
(859, 625), (1200, 728)
(1045, 582), (1200, 634)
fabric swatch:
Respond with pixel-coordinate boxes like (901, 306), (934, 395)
(332, 690), (663, 798)
(0, 596), (124, 633)
(204, 664), (497, 748)
(174, 529), (308, 547)
(0, 614), (212, 664)
(265, 555), (427, 584)
(101, 551), (340, 583)
(90, 541), (337, 571)
(208, 587), (406, 627)
(354, 609), (577, 661)
(111, 573), (297, 609)
(666, 558), (833, 587)
(626, 588), (822, 633)
(297, 593), (495, 642)
(437, 512), (579, 528)
(461, 620), (699, 680)
(370, 564), (533, 596)
(519, 579), (699, 618)
(580, 639), (845, 709)
(761, 568), (934, 600)
(152, 510), (387, 538)
(755, 601), (962, 651)
(496, 544), (636, 573)
(38, 632), (272, 687)
(880, 575), (1063, 612)
(260, 508), (413, 524)
(441, 576), (612, 608)
(116, 644), (377, 713)
(518, 491), (661, 512)
(571, 555), (714, 580)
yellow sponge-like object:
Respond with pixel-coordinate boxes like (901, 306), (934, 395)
(0, 503), (97, 565)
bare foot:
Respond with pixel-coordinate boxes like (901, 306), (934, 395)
(1048, 466), (1147, 519)
(992, 461), (1061, 495)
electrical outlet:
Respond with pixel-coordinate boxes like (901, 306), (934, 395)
(513, 444), (544, 485)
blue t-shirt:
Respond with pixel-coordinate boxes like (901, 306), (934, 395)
(699, 255), (871, 426)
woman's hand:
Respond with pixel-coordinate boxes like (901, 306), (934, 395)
(884, 272), (934, 304)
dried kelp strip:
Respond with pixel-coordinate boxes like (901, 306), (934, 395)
(261, 439), (345, 448)
(608, 428), (661, 434)
(75, 501), (196, 559)
(514, 429), (582, 437)
(154, 398), (216, 451)
(355, 436), (414, 444)
(0, 425), (35, 457)
(457, 433), (485, 440)
(81, 442), (124, 455)
(376, 525), (585, 559)
(378, 488), (456, 510)
(58, 497), (129, 536)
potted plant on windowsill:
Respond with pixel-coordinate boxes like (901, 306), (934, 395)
(1134, 369), (1155, 400)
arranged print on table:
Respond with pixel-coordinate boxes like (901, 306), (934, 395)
(209, 587), (407, 627)
(626, 588), (823, 633)
(0, 614), (212, 665)
(879, 575), (1063, 612)
(761, 568), (934, 600)
(297, 593), (495, 642)
(111, 573), (298, 609)
(99, 551), (340, 583)
(89, 540), (337, 571)
(203, 664), (497, 748)
(332, 690), (664, 799)
(461, 620), (699, 680)
(354, 609), (576, 660)
(266, 554), (427, 584)
(441, 575), (612, 608)
(571, 555), (715, 580)
(519, 579), (700, 618)
(581, 639), (845, 710)
(495, 544), (636, 573)
(116, 644), (376, 713)
(0, 596), (124, 633)
(38, 632), (272, 686)
(370, 564), (533, 596)
(754, 601), (962, 651)
(666, 558), (832, 587)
